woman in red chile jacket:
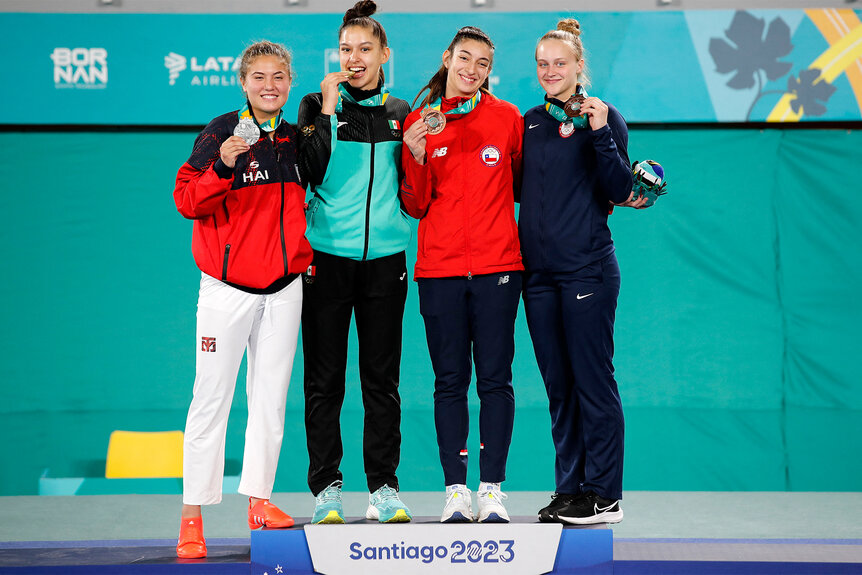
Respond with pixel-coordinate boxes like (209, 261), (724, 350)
(401, 26), (523, 525)
(172, 40), (313, 559)
(519, 19), (642, 528)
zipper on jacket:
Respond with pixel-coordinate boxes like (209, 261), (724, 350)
(273, 137), (288, 275)
(361, 126), (376, 261)
(222, 244), (231, 281)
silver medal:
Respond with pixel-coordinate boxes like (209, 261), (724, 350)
(233, 118), (260, 146)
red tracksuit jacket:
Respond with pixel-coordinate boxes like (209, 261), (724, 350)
(400, 92), (524, 279)
(174, 111), (313, 291)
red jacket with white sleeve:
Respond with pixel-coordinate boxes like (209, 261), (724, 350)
(174, 111), (313, 292)
(400, 92), (524, 279)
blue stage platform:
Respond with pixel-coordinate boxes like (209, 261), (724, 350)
(2, 518), (861, 574)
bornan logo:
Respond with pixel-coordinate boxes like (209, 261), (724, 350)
(165, 52), (240, 87)
(51, 48), (108, 89)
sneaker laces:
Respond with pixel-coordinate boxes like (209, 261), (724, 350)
(445, 485), (472, 505)
(478, 487), (508, 504)
(374, 484), (399, 504)
(317, 480), (343, 504)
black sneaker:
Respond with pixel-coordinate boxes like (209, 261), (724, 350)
(555, 490), (623, 525)
(538, 492), (579, 523)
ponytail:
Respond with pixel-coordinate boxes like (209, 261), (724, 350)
(412, 26), (495, 109)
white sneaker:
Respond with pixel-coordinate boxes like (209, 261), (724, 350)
(476, 482), (509, 523)
(440, 484), (473, 523)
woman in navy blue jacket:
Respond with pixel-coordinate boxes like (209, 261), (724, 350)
(519, 18), (641, 525)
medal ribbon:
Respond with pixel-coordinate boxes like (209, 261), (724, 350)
(336, 83), (390, 112)
(426, 91), (482, 118)
(239, 102), (282, 133)
(544, 89), (589, 129)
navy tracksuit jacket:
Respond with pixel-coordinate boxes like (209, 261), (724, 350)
(519, 99), (633, 500)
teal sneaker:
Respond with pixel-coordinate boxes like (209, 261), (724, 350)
(312, 480), (345, 524)
(365, 484), (412, 523)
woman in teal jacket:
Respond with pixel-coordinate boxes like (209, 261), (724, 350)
(296, 0), (412, 525)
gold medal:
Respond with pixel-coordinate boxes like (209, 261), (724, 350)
(421, 108), (446, 135)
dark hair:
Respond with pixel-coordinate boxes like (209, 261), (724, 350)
(339, 0), (388, 84)
(412, 26), (495, 108)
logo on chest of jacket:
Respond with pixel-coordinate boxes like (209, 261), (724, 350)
(480, 145), (501, 166)
(243, 160), (270, 183)
(201, 337), (217, 352)
(431, 147), (448, 158)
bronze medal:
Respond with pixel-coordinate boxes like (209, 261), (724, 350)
(564, 93), (585, 118)
(421, 108), (446, 135)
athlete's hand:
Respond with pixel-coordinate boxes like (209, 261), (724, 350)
(320, 71), (354, 115)
(613, 191), (649, 209)
(220, 136), (250, 169)
(403, 120), (428, 165)
(580, 97), (609, 131)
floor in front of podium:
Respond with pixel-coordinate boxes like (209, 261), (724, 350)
(1, 491), (861, 571)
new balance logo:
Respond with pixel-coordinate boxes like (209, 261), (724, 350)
(201, 337), (216, 352)
(498, 274), (509, 286)
(431, 147), (448, 158)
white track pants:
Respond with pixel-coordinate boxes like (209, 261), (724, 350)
(182, 273), (302, 505)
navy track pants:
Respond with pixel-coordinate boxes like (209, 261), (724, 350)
(418, 271), (522, 486)
(523, 254), (624, 500)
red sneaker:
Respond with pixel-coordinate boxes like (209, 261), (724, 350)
(176, 516), (207, 559)
(248, 498), (295, 529)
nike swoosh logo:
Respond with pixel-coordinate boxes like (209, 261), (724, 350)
(595, 502), (617, 513)
(528, 123), (540, 129)
(576, 293), (594, 300)
(337, 121), (348, 128)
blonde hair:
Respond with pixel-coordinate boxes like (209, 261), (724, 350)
(238, 40), (293, 84)
(537, 18), (589, 86)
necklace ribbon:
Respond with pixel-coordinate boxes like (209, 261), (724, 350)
(336, 83), (390, 112)
(426, 91), (482, 117)
(544, 87), (589, 129)
(239, 102), (282, 133)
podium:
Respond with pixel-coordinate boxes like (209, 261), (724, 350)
(251, 518), (612, 575)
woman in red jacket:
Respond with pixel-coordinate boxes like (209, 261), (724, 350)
(401, 26), (524, 524)
(172, 40), (313, 558)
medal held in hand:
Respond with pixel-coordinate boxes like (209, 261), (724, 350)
(421, 108), (446, 135)
(563, 83), (586, 118)
(233, 118), (260, 146)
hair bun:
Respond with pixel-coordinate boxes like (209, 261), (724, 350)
(557, 18), (581, 37)
(344, 0), (377, 24)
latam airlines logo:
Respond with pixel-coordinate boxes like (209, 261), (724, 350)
(165, 52), (241, 87)
(51, 48), (108, 89)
